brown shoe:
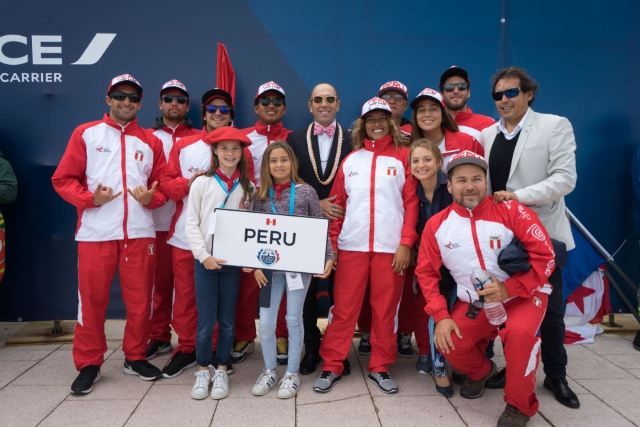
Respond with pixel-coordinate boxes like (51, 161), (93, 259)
(497, 404), (530, 427)
(460, 361), (496, 399)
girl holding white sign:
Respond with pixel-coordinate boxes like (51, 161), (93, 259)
(185, 126), (254, 401)
(247, 141), (334, 399)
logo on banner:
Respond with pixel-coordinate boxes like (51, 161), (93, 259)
(257, 248), (280, 266)
(134, 150), (144, 162)
(489, 236), (502, 249)
(0, 33), (117, 84)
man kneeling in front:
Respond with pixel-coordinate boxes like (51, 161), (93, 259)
(415, 150), (555, 427)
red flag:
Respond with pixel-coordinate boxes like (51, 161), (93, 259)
(216, 42), (236, 103)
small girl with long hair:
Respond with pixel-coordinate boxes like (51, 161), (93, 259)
(248, 141), (333, 399)
(185, 126), (254, 400)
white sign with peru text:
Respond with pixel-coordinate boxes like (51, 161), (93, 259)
(212, 209), (329, 274)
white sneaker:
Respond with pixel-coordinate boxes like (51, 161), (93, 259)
(210, 369), (229, 400)
(251, 369), (278, 396)
(277, 372), (300, 399)
(191, 370), (210, 400)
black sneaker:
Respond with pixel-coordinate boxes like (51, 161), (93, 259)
(358, 332), (371, 355)
(71, 365), (101, 395)
(230, 340), (255, 363)
(397, 333), (414, 357)
(146, 340), (172, 360)
(162, 351), (197, 378)
(633, 331), (640, 351)
(123, 359), (162, 381)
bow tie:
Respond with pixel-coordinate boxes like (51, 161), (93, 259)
(314, 122), (336, 138)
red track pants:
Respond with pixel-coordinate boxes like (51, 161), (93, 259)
(235, 271), (288, 342)
(320, 250), (404, 374)
(170, 247), (197, 353)
(444, 292), (548, 417)
(149, 232), (173, 343)
(74, 239), (155, 370)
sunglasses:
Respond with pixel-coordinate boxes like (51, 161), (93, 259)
(312, 96), (337, 104)
(162, 95), (188, 104)
(443, 83), (469, 92)
(258, 97), (284, 107)
(110, 91), (141, 103)
(381, 93), (406, 102)
(205, 105), (231, 114)
(465, 290), (485, 320)
(492, 87), (521, 101)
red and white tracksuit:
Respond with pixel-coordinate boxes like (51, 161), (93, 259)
(362, 128), (484, 338)
(159, 129), (252, 353)
(415, 197), (556, 417)
(149, 123), (200, 345)
(439, 129), (485, 171)
(319, 134), (418, 374)
(234, 121), (292, 343)
(51, 114), (167, 370)
(451, 108), (495, 139)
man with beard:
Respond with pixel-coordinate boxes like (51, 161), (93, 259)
(439, 66), (494, 139)
(147, 79), (200, 359)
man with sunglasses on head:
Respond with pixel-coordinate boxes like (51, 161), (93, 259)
(377, 80), (412, 143)
(158, 88), (242, 378)
(232, 81), (292, 365)
(477, 66), (580, 411)
(288, 83), (352, 374)
(416, 150), (556, 426)
(147, 79), (201, 360)
(52, 74), (168, 395)
(439, 66), (495, 139)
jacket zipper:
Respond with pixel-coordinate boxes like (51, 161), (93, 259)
(469, 211), (486, 270)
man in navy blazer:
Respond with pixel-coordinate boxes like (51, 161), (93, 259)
(478, 66), (580, 410)
(288, 83), (351, 374)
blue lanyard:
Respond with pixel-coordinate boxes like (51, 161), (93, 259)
(212, 174), (240, 208)
(268, 181), (296, 215)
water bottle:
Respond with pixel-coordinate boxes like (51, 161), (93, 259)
(470, 268), (507, 326)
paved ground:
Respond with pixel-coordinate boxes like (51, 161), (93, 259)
(0, 321), (639, 427)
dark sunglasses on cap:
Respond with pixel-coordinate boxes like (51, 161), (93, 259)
(258, 96), (284, 107)
(443, 82), (469, 92)
(312, 96), (336, 104)
(162, 95), (188, 104)
(205, 105), (231, 114)
(110, 91), (141, 103)
(492, 87), (521, 101)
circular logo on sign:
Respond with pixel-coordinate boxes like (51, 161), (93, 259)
(257, 248), (280, 266)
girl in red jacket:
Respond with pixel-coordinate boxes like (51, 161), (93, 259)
(313, 98), (418, 394)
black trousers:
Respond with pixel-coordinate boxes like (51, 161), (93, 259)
(540, 266), (568, 379)
(302, 275), (333, 346)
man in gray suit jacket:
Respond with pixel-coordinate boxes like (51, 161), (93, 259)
(477, 66), (580, 410)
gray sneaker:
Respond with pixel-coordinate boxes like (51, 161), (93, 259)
(368, 371), (398, 394)
(312, 370), (342, 393)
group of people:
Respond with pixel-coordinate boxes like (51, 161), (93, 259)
(52, 64), (579, 427)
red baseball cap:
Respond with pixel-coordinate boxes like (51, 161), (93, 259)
(204, 126), (251, 147)
(378, 80), (409, 99)
(160, 79), (189, 97)
(446, 150), (488, 174)
(411, 87), (445, 110)
(255, 81), (286, 99)
(361, 97), (392, 118)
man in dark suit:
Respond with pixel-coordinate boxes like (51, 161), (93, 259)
(288, 83), (351, 374)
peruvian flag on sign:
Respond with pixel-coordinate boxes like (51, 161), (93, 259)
(266, 218), (276, 226)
